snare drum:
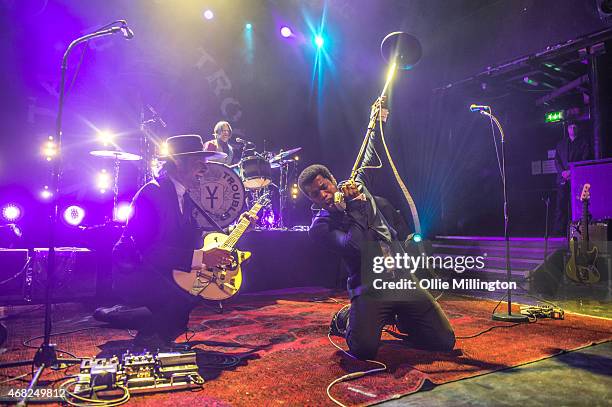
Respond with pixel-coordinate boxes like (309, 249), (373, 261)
(240, 156), (272, 189)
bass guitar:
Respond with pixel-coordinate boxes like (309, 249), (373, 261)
(173, 194), (269, 300)
(565, 183), (600, 283)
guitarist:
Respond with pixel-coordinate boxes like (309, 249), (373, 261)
(298, 102), (454, 360)
(106, 135), (255, 348)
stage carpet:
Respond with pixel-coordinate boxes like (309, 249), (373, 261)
(1, 290), (611, 406)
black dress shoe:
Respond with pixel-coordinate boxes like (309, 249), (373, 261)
(329, 306), (351, 337)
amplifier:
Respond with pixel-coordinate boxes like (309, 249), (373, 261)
(569, 221), (611, 254)
(0, 249), (28, 303)
(0, 247), (97, 305)
(570, 159), (612, 222)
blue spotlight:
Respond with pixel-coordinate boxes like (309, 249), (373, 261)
(314, 35), (324, 48)
(413, 233), (423, 243)
(245, 23), (252, 30)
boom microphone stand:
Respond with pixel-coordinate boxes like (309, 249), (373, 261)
(475, 108), (528, 323)
(0, 21), (134, 406)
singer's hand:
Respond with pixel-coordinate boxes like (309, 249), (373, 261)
(340, 180), (361, 201)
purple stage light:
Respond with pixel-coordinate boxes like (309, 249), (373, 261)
(280, 26), (293, 38)
(204, 9), (214, 20)
(96, 169), (111, 193)
(114, 202), (133, 223)
(2, 204), (22, 222)
(40, 186), (52, 200)
(63, 205), (85, 226)
(261, 209), (276, 227)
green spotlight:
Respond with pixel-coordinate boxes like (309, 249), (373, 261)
(314, 35), (324, 48)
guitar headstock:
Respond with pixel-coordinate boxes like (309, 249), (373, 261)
(580, 183), (591, 202)
(257, 192), (271, 208)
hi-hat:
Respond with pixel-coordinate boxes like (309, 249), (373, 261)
(380, 31), (422, 70)
(90, 150), (142, 161)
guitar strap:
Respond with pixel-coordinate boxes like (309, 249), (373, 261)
(184, 191), (225, 233)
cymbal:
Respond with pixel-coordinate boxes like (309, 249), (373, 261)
(270, 147), (301, 162)
(270, 159), (295, 168)
(90, 150), (142, 161)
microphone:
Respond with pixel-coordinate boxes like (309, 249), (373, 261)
(470, 104), (491, 112)
(235, 137), (255, 145)
(119, 21), (135, 40)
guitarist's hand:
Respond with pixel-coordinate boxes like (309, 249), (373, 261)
(240, 212), (259, 231)
(202, 247), (232, 268)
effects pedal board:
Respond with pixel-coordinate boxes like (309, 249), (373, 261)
(74, 350), (203, 396)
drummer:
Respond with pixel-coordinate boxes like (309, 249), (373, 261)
(203, 120), (241, 166)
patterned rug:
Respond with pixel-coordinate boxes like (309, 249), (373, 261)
(1, 289), (611, 406)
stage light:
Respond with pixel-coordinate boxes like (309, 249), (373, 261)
(63, 205), (85, 226)
(204, 9), (214, 20)
(545, 110), (564, 123)
(159, 142), (169, 157)
(291, 183), (299, 200)
(40, 186), (52, 200)
(262, 210), (276, 227)
(97, 130), (115, 147)
(96, 169), (111, 193)
(42, 138), (57, 161)
(280, 26), (293, 38)
(114, 202), (133, 223)
(2, 204), (22, 222)
(245, 23), (252, 30)
(314, 35), (324, 48)
(413, 233), (423, 243)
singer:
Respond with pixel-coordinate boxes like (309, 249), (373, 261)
(203, 120), (242, 165)
(297, 100), (455, 360)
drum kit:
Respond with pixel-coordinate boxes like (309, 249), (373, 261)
(88, 141), (301, 230)
(234, 146), (301, 229)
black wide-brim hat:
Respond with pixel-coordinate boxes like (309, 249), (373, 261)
(160, 134), (227, 161)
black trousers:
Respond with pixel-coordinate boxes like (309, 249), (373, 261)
(553, 183), (570, 237)
(113, 266), (199, 341)
(344, 292), (455, 360)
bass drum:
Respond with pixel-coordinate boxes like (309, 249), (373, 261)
(189, 162), (246, 230)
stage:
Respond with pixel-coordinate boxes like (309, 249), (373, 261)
(1, 288), (611, 406)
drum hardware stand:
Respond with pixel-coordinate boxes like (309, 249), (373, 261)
(277, 153), (288, 230)
(0, 21), (134, 407)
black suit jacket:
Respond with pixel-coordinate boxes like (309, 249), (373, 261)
(113, 175), (204, 279)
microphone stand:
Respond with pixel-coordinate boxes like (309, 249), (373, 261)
(479, 110), (528, 323)
(0, 25), (129, 407)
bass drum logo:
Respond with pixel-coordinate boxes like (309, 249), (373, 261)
(189, 163), (245, 229)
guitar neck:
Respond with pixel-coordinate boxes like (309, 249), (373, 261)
(220, 204), (262, 249)
(581, 199), (589, 251)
